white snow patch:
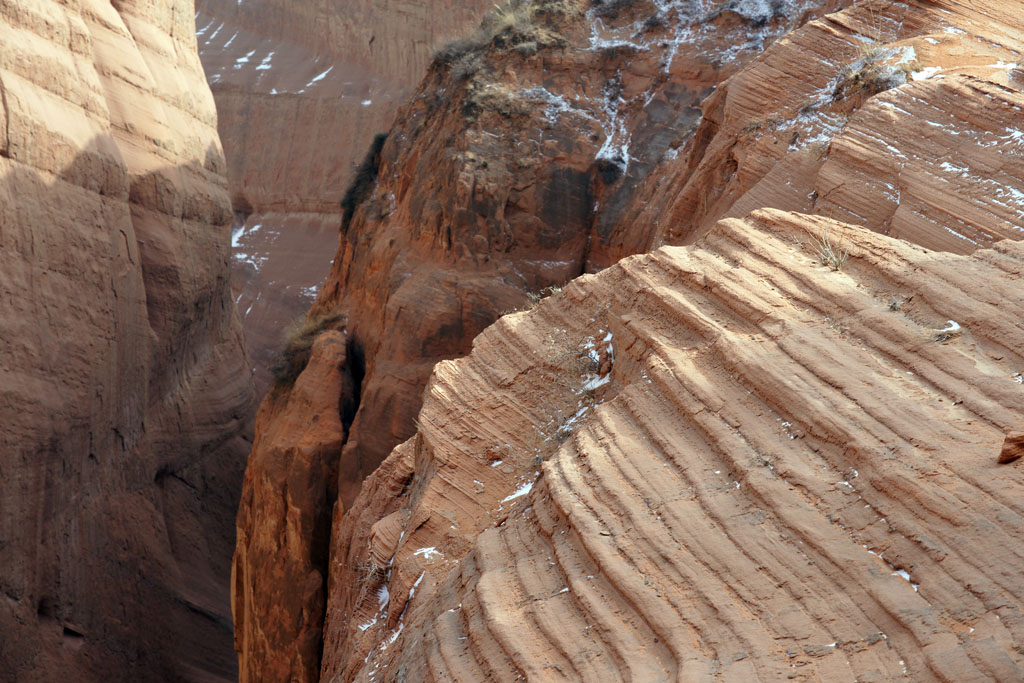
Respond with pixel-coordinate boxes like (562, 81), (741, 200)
(501, 480), (534, 503)
(413, 547), (442, 560)
(912, 66), (943, 81)
(305, 66), (333, 87)
(207, 22), (224, 42)
(409, 572), (425, 600)
(581, 374), (612, 391)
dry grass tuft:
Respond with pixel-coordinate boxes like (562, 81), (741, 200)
(270, 311), (346, 386)
(813, 228), (850, 271)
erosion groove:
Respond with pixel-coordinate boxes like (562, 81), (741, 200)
(326, 209), (1024, 681)
(230, 0), (1024, 678)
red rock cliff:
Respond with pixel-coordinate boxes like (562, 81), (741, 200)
(236, 0), (1024, 679)
(320, 0), (1024, 676)
(232, 0), (848, 678)
(328, 208), (1024, 680)
(0, 1), (254, 680)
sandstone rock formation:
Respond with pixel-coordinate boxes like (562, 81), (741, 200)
(999, 433), (1024, 465)
(234, 0), (1024, 679)
(193, 0), (494, 393)
(318, 0), (852, 510)
(232, 0), (852, 677)
(233, 329), (352, 683)
(326, 208), (1024, 681)
(0, 1), (254, 680)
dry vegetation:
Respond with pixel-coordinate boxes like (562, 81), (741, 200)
(813, 228), (850, 271)
(434, 0), (571, 82)
(270, 311), (346, 386)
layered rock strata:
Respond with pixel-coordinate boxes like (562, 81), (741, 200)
(0, 1), (254, 680)
(235, 0), (1024, 679)
(327, 208), (1024, 681)
(232, 0), (850, 677)
(614, 0), (1024, 256)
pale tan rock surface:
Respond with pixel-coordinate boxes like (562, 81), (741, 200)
(193, 0), (495, 393)
(234, 0), (1024, 680)
(313, 0), (847, 509)
(326, 209), (1024, 681)
(0, 0), (254, 680)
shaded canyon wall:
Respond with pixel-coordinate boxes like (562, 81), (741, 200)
(0, 0), (254, 680)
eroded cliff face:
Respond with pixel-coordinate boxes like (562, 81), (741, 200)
(193, 0), (494, 393)
(232, 0), (852, 678)
(329, 208), (1024, 681)
(235, 0), (1024, 679)
(0, 1), (254, 680)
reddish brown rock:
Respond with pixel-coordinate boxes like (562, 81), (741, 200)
(233, 329), (352, 683)
(314, 0), (848, 509)
(999, 432), (1024, 464)
(325, 209), (1024, 681)
(235, 0), (1024, 679)
(0, 0), (254, 680)
(610, 0), (1024, 257)
(232, 0), (851, 677)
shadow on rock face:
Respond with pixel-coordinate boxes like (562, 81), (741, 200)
(0, 136), (255, 683)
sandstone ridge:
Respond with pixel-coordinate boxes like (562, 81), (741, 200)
(617, 0), (1024, 255)
(233, 0), (1024, 679)
(232, 0), (851, 676)
(328, 208), (1024, 681)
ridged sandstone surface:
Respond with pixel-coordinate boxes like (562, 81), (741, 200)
(315, 0), (848, 508)
(193, 0), (493, 392)
(234, 0), (1024, 679)
(0, 0), (254, 680)
(326, 208), (1024, 681)
(232, 0), (849, 677)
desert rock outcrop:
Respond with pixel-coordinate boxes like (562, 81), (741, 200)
(326, 208), (1024, 681)
(232, 0), (850, 677)
(0, 1), (254, 680)
(614, 0), (1024, 255)
(999, 432), (1024, 465)
(234, 0), (1024, 679)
